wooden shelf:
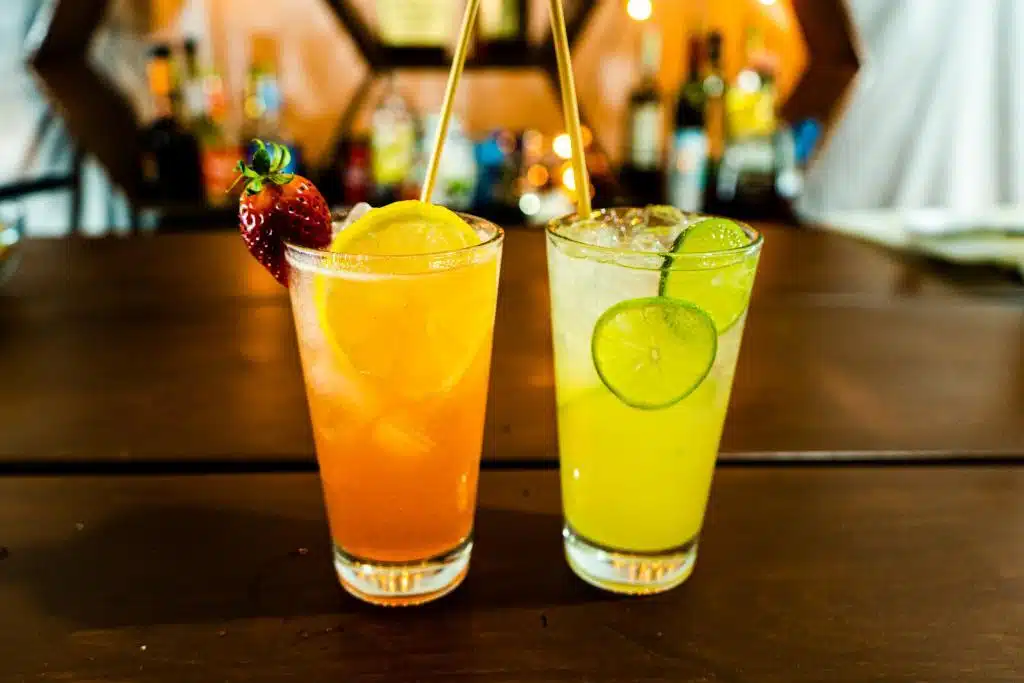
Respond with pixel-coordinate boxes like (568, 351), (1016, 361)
(375, 42), (543, 71)
(322, 0), (598, 175)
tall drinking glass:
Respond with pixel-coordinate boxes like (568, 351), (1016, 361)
(285, 212), (503, 606)
(547, 208), (762, 594)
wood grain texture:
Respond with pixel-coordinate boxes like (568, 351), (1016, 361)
(6, 228), (1020, 306)
(0, 468), (1021, 681)
(1, 229), (1021, 465)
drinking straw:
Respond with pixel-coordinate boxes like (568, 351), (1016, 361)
(547, 0), (592, 216)
(420, 0), (482, 203)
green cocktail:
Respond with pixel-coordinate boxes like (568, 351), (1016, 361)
(547, 207), (762, 594)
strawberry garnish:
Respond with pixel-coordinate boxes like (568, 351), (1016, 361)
(234, 140), (332, 285)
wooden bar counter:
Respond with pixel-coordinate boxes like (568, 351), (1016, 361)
(1, 227), (1021, 467)
(0, 466), (1021, 681)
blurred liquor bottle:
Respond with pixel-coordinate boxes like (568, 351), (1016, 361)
(179, 38), (205, 127)
(242, 35), (301, 174)
(726, 27), (778, 140)
(370, 77), (418, 204)
(418, 114), (477, 210)
(774, 117), (822, 201)
(667, 34), (709, 212)
(474, 129), (522, 213)
(180, 38), (241, 205)
(621, 28), (666, 205)
(166, 40), (185, 123)
(701, 31), (726, 210)
(342, 137), (372, 206)
(139, 42), (204, 203)
(715, 27), (784, 218)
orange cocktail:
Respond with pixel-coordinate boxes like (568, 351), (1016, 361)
(284, 202), (503, 606)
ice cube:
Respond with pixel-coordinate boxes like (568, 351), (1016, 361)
(372, 416), (435, 456)
(625, 209), (686, 255)
(644, 205), (686, 227)
(557, 217), (623, 253)
(591, 225), (622, 248)
(333, 202), (372, 236)
(628, 230), (674, 254)
(596, 208), (634, 234)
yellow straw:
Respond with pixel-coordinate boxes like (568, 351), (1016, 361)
(420, 0), (482, 203)
(547, 0), (592, 216)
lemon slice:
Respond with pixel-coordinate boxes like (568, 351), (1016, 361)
(313, 201), (494, 400)
(329, 200), (481, 255)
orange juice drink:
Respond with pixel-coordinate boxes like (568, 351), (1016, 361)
(285, 201), (503, 606)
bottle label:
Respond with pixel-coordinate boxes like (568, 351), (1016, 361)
(668, 129), (708, 212)
(184, 82), (206, 121)
(147, 61), (171, 98)
(372, 120), (416, 187)
(630, 103), (664, 170)
(258, 77), (282, 117)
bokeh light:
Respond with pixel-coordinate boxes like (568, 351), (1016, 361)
(626, 0), (653, 22)
(553, 134), (572, 159)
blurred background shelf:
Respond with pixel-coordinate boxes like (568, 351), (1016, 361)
(3, 0), (861, 234)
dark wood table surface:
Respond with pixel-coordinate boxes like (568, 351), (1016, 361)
(1, 227), (1021, 468)
(1, 225), (1023, 681)
(1, 467), (1021, 681)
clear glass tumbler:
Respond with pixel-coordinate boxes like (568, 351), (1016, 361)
(547, 208), (762, 594)
(285, 212), (503, 606)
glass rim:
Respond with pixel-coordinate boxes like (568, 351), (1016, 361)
(283, 211), (504, 270)
(546, 209), (763, 267)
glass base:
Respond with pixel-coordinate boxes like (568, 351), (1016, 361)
(563, 525), (697, 595)
(333, 538), (471, 607)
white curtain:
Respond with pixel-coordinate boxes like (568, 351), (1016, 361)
(797, 0), (1024, 238)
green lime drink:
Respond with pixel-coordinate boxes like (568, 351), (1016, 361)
(547, 207), (762, 594)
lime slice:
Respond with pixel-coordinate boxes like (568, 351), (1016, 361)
(673, 217), (750, 252)
(658, 217), (756, 333)
(329, 200), (480, 255)
(591, 297), (717, 410)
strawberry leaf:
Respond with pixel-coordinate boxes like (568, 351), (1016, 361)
(270, 142), (284, 171)
(232, 139), (298, 195)
(252, 140), (271, 175)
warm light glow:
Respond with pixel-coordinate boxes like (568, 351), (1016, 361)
(553, 134), (573, 159)
(526, 164), (550, 187)
(554, 129), (593, 159)
(519, 193), (541, 216)
(562, 166), (577, 191)
(758, 0), (776, 5)
(243, 96), (265, 119)
(626, 0), (653, 21)
(581, 126), (594, 148)
(737, 69), (762, 92)
(523, 130), (544, 158)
